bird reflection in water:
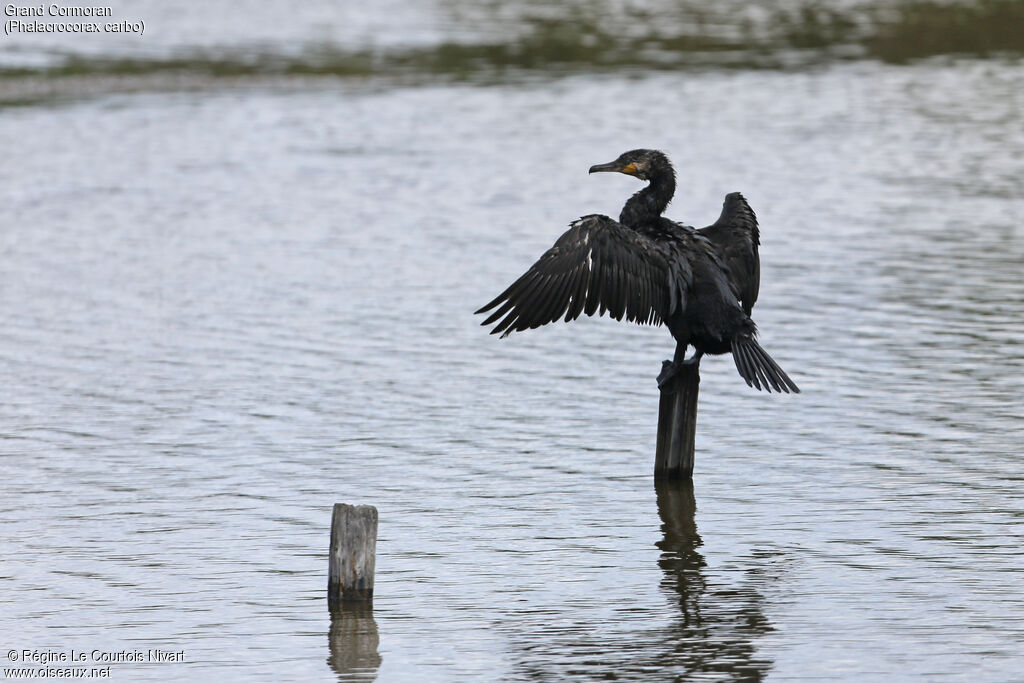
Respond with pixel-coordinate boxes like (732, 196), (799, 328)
(322, 483), (774, 681)
(656, 479), (774, 680)
(327, 603), (381, 682)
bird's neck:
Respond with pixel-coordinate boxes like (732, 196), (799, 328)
(619, 175), (675, 226)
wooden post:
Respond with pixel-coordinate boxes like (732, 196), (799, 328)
(655, 363), (699, 479)
(328, 504), (378, 607)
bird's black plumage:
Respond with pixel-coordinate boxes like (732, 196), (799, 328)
(699, 192), (760, 316)
(476, 149), (798, 393)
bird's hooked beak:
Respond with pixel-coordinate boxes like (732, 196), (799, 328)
(589, 160), (640, 176)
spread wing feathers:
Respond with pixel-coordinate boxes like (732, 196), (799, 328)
(475, 214), (685, 338)
(698, 192), (760, 315)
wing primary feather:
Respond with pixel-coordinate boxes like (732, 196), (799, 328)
(601, 239), (618, 319)
(648, 262), (663, 323)
(549, 270), (576, 323)
(608, 261), (623, 320)
(490, 271), (546, 329)
(521, 273), (555, 329)
(613, 247), (630, 321)
(491, 310), (521, 336)
(547, 271), (576, 323)
(480, 298), (517, 326)
(476, 267), (537, 314)
(491, 272), (550, 336)
(586, 249), (604, 317)
(618, 260), (634, 325)
(565, 261), (589, 322)
(621, 254), (635, 321)
(639, 258), (653, 322)
(517, 274), (552, 331)
(532, 273), (569, 328)
(634, 262), (646, 323)
(529, 277), (567, 329)
(475, 288), (510, 315)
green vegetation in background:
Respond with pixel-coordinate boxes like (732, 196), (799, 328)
(1, 0), (1021, 87)
(867, 0), (1024, 62)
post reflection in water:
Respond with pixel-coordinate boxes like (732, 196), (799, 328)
(655, 480), (774, 681)
(327, 604), (382, 682)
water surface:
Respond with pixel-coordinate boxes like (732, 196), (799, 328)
(2, 7), (1024, 681)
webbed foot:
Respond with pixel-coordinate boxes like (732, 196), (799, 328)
(657, 360), (678, 389)
(657, 351), (703, 390)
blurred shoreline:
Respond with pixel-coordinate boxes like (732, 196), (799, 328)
(1, 0), (1022, 105)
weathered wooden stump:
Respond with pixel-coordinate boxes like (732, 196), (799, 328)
(654, 362), (699, 480)
(328, 504), (378, 607)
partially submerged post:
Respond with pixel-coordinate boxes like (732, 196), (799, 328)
(655, 363), (699, 479)
(328, 504), (378, 607)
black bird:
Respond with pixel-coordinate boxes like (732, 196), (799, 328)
(475, 149), (799, 393)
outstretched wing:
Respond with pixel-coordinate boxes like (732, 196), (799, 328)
(476, 214), (687, 338)
(698, 192), (760, 315)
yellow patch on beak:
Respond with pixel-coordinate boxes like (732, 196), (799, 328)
(622, 162), (638, 175)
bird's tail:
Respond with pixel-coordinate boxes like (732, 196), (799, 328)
(731, 334), (800, 394)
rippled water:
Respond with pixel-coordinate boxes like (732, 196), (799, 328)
(2, 25), (1024, 682)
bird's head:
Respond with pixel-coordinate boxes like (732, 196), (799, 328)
(588, 149), (673, 182)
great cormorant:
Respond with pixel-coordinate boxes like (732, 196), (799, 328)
(476, 149), (799, 393)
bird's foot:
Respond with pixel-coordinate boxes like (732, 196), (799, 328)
(657, 351), (703, 390)
(657, 360), (679, 390)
